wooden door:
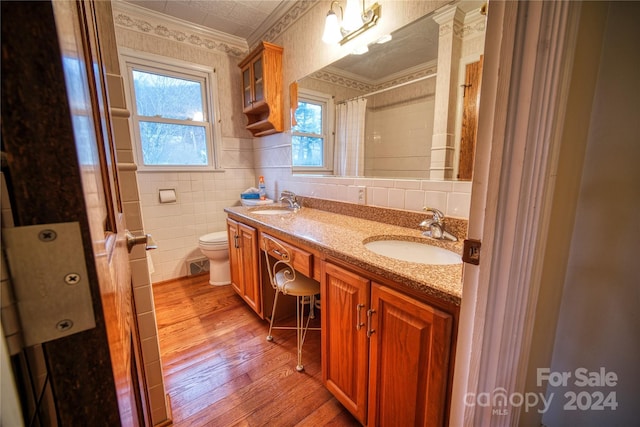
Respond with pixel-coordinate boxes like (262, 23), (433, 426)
(68, 2), (144, 424)
(457, 56), (484, 180)
(367, 283), (452, 427)
(321, 262), (370, 424)
(1, 1), (143, 424)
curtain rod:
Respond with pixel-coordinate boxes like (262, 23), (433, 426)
(337, 72), (437, 105)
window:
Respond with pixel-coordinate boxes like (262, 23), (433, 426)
(292, 90), (334, 172)
(122, 52), (220, 170)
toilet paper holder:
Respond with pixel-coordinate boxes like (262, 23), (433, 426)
(159, 188), (177, 203)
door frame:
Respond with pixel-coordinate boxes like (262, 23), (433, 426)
(450, 1), (584, 425)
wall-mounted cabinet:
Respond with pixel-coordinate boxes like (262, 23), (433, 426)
(238, 41), (283, 137)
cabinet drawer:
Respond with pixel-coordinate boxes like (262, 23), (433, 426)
(260, 232), (313, 278)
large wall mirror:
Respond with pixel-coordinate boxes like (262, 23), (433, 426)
(293, 0), (486, 181)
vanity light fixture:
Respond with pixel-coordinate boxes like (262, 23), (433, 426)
(322, 0), (381, 46)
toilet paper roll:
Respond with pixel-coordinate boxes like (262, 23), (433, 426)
(159, 188), (177, 203)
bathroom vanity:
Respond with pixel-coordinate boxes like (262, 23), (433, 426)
(224, 199), (464, 426)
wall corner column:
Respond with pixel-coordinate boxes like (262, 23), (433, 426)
(430, 5), (465, 180)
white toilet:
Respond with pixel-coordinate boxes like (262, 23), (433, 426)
(198, 231), (230, 286)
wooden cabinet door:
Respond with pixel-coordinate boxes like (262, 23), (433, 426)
(367, 283), (452, 427)
(322, 262), (370, 424)
(227, 218), (243, 296)
(252, 56), (265, 106)
(238, 222), (261, 316)
(242, 65), (253, 110)
(226, 218), (261, 316)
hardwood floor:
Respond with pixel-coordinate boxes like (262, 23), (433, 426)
(152, 274), (361, 426)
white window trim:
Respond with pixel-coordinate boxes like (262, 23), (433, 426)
(119, 48), (223, 172)
(292, 88), (334, 174)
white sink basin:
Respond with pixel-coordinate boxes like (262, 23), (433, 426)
(250, 209), (293, 215)
(364, 239), (461, 265)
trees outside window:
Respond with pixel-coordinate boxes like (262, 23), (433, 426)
(122, 53), (220, 170)
(292, 90), (333, 172)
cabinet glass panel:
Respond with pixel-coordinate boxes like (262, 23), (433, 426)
(253, 58), (264, 103)
(242, 68), (252, 108)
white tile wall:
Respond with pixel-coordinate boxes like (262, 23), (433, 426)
(137, 168), (256, 283)
(365, 96), (434, 178)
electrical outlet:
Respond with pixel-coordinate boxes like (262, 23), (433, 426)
(357, 186), (366, 205)
(348, 185), (367, 205)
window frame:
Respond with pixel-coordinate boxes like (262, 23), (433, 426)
(291, 88), (334, 174)
(120, 49), (222, 172)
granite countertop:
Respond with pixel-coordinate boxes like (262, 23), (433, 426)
(224, 203), (464, 306)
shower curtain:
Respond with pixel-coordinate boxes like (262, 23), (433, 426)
(335, 97), (367, 176)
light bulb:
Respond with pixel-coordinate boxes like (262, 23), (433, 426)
(343, 0), (363, 32)
(322, 10), (342, 44)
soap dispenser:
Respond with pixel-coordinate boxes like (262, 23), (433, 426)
(258, 176), (266, 200)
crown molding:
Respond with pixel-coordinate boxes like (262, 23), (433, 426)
(249, 0), (316, 49)
(461, 9), (487, 38)
(310, 69), (375, 93)
(373, 62), (438, 92)
(111, 0), (249, 57)
(311, 60), (438, 94)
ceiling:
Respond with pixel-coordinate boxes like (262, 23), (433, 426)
(326, 13), (440, 83)
(121, 0), (485, 83)
(321, 0), (484, 83)
(122, 0), (291, 41)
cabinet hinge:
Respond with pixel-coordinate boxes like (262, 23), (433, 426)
(462, 238), (481, 265)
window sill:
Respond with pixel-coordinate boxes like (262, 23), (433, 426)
(136, 166), (226, 173)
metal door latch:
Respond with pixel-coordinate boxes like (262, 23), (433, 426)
(125, 230), (157, 253)
(2, 222), (95, 346)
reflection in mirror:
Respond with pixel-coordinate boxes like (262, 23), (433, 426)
(295, 1), (486, 180)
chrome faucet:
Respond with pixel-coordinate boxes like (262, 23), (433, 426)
(419, 207), (458, 241)
(280, 190), (301, 211)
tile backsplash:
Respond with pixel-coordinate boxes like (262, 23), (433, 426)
(276, 174), (472, 219)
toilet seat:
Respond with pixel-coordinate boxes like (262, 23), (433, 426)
(199, 231), (228, 249)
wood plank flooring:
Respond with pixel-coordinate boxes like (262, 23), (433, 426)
(152, 274), (361, 426)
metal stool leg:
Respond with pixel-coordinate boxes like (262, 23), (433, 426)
(296, 296), (303, 371)
(266, 290), (280, 342)
(296, 294), (316, 372)
(309, 295), (315, 319)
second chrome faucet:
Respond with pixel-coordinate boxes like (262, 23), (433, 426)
(419, 207), (458, 241)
